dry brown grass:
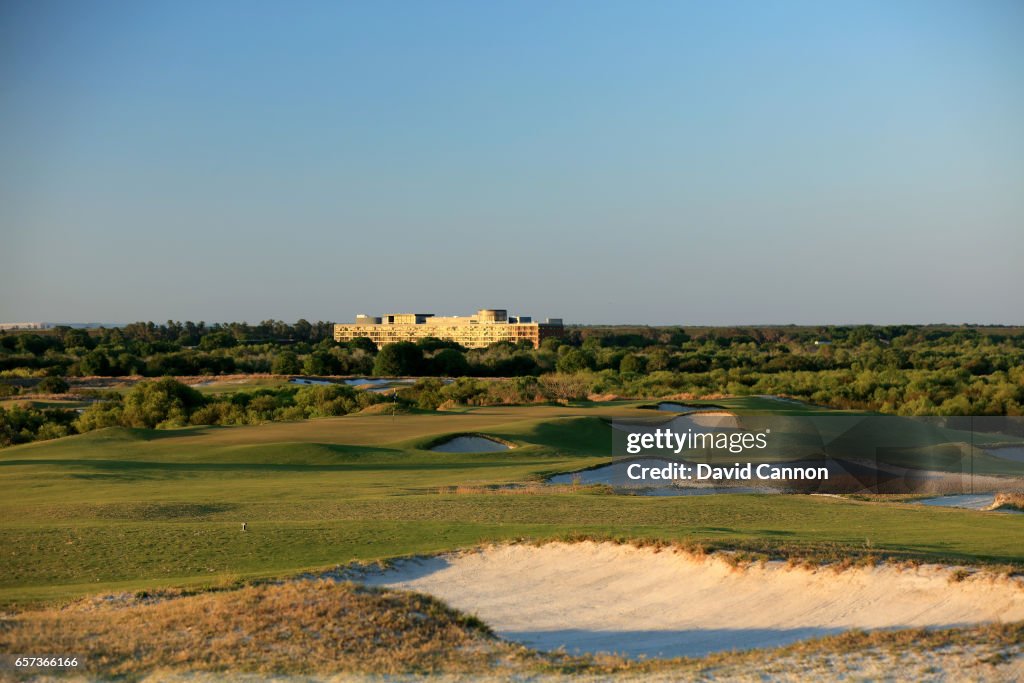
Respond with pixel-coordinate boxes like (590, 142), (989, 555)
(661, 392), (733, 402)
(0, 580), (521, 678)
(356, 403), (417, 416)
(587, 393), (622, 402)
(778, 621), (1024, 655)
(2, 575), (1022, 680)
(992, 491), (1024, 512)
(435, 483), (612, 496)
(69, 374), (281, 389)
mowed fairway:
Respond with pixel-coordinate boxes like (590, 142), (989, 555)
(1, 401), (1022, 607)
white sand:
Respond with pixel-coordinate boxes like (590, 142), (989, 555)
(361, 542), (1024, 658)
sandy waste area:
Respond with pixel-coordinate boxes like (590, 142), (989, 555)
(361, 541), (1024, 659)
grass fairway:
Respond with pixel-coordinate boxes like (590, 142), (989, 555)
(2, 400), (1023, 608)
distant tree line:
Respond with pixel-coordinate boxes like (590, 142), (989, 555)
(0, 378), (389, 447)
(1, 322), (1023, 449)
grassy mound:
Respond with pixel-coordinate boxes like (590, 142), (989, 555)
(357, 403), (422, 416)
(0, 581), (507, 677)
(3, 578), (1022, 680)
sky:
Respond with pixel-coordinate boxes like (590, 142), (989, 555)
(1, 0), (1022, 326)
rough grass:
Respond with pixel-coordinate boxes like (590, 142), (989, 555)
(435, 483), (613, 495)
(1, 577), (1022, 680)
(992, 491), (1024, 512)
(356, 402), (422, 415)
(0, 581), (512, 678)
(5, 493), (1024, 609)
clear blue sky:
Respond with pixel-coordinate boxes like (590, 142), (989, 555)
(2, 0), (1021, 325)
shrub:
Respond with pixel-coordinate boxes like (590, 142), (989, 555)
(37, 376), (70, 394)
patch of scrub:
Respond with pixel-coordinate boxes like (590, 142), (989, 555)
(192, 379), (251, 387)
(360, 542), (1024, 659)
(916, 494), (1023, 513)
(429, 435), (511, 453)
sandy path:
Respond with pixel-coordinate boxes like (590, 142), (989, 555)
(361, 542), (1024, 658)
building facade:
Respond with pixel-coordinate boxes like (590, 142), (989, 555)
(0, 322), (51, 331)
(333, 309), (564, 349)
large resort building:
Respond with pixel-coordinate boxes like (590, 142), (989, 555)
(333, 309), (564, 349)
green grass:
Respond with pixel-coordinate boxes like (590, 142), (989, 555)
(661, 395), (866, 414)
(1, 401), (1022, 608)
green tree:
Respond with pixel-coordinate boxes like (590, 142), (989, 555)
(272, 351), (301, 375)
(437, 377), (484, 405)
(646, 347), (673, 372)
(120, 378), (206, 428)
(431, 348), (470, 376)
(349, 337), (378, 353)
(406, 378), (445, 410)
(294, 384), (358, 417)
(556, 348), (594, 374)
(373, 342), (423, 376)
(37, 376), (70, 394)
(198, 331), (236, 350)
(303, 351), (341, 376)
(16, 335), (48, 355)
(619, 354), (646, 375)
(61, 328), (94, 350)
(79, 351), (111, 376)
(74, 403), (123, 433)
(416, 337), (464, 352)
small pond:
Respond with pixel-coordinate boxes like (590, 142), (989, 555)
(916, 493), (1022, 513)
(548, 461), (779, 496)
(984, 446), (1024, 463)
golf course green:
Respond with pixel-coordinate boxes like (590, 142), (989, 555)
(2, 398), (1022, 609)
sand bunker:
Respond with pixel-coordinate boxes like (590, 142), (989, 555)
(429, 435), (511, 453)
(362, 542), (1024, 658)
